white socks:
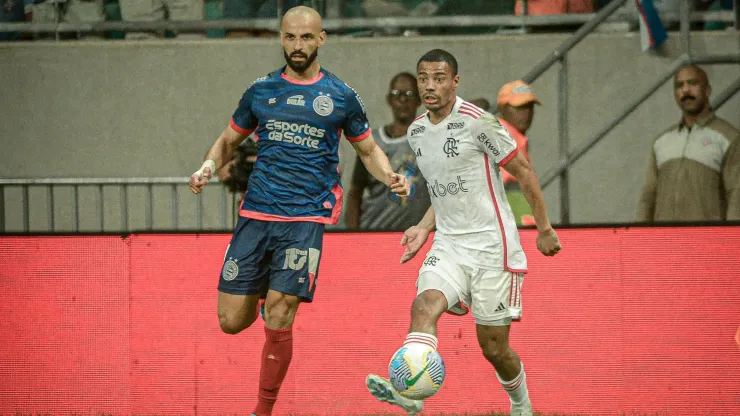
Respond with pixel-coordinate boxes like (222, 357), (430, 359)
(497, 362), (529, 404)
(404, 332), (438, 350)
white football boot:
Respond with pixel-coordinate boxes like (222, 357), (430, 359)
(510, 398), (534, 416)
(365, 374), (423, 415)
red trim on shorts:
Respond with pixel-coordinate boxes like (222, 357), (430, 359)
(509, 273), (515, 307)
(229, 118), (255, 136)
(281, 71), (325, 85)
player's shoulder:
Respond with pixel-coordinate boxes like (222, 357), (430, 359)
(407, 112), (430, 138)
(245, 68), (283, 91)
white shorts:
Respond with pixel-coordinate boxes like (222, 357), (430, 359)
(416, 240), (524, 326)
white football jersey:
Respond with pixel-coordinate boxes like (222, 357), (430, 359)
(406, 97), (527, 272)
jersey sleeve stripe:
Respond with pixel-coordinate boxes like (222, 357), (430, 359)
(345, 127), (372, 142)
(498, 147), (519, 166)
(461, 104), (483, 115)
(229, 118), (255, 136)
(458, 110), (482, 119)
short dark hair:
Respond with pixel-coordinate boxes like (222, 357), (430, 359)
(389, 71), (417, 90)
(222, 139), (258, 194)
(417, 49), (458, 76)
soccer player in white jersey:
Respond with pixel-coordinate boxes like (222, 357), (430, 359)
(365, 49), (561, 416)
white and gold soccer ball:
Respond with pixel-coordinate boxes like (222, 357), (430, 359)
(388, 342), (446, 400)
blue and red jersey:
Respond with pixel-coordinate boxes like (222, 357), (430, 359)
(230, 67), (371, 224)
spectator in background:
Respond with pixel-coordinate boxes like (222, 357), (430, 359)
(345, 71), (430, 231)
(516, 0), (594, 15)
(29, 0), (105, 39)
(468, 97), (491, 112)
(497, 80), (541, 226)
(1, 0), (27, 41)
(637, 65), (740, 222)
(119, 0), (203, 39)
(223, 0), (306, 38)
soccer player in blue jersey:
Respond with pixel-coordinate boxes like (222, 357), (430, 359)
(188, 6), (410, 416)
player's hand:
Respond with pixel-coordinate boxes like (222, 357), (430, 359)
(189, 167), (212, 194)
(389, 173), (410, 198)
(536, 228), (561, 257)
(400, 225), (430, 264)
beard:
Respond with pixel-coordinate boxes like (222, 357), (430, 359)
(680, 95), (707, 115)
(284, 49), (318, 73)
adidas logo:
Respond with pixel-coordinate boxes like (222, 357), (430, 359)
(495, 303), (506, 312)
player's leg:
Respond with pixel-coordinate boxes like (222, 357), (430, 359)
(217, 217), (271, 334)
(366, 246), (469, 415)
(472, 270), (532, 416)
(250, 221), (324, 416)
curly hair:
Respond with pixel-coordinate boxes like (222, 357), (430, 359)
(222, 139), (258, 194)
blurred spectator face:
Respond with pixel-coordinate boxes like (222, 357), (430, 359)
(673, 66), (711, 116)
(417, 61), (459, 113)
(468, 98), (490, 112)
(501, 103), (535, 134)
(386, 74), (421, 124)
(281, 10), (325, 73)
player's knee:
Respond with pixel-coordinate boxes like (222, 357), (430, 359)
(480, 341), (512, 366)
(410, 291), (446, 323)
(218, 311), (249, 335)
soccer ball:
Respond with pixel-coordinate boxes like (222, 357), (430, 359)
(388, 343), (445, 400)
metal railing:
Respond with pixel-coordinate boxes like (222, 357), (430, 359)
(1, 0), (738, 232)
(0, 177), (241, 233)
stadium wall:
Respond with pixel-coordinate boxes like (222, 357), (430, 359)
(1, 32), (739, 230)
(1, 227), (739, 415)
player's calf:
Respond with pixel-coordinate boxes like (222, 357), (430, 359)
(476, 324), (531, 412)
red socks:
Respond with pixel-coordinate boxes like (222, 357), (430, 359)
(252, 327), (293, 416)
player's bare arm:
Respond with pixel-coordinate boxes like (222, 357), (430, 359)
(189, 125), (249, 194)
(351, 134), (410, 198)
(502, 152), (561, 256)
(399, 205), (435, 264)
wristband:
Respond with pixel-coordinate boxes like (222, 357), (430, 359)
(194, 159), (217, 180)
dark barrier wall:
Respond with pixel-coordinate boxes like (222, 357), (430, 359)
(1, 227), (739, 415)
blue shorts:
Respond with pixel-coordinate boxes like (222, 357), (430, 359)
(218, 217), (324, 302)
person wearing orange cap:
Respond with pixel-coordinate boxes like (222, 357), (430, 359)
(497, 80), (541, 226)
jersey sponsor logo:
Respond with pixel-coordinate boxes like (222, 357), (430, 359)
(313, 95), (334, 116)
(265, 119), (326, 149)
(410, 126), (425, 136)
(427, 176), (469, 198)
(447, 122), (464, 130)
(268, 97), (277, 104)
(283, 248), (308, 270)
(443, 138), (459, 158)
(287, 95), (306, 106)
(476, 132), (500, 156)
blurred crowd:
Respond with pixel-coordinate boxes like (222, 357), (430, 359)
(1, 0), (735, 41)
